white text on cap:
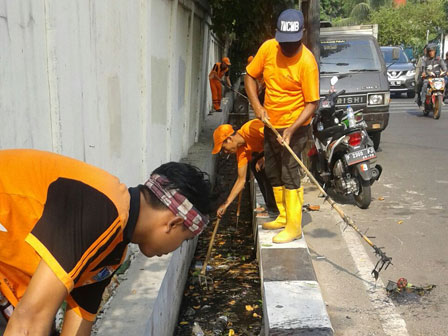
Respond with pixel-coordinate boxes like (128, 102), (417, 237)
(281, 21), (300, 32)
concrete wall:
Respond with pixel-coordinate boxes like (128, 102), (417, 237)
(0, 0), (221, 187)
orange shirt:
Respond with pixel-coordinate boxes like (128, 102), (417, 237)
(236, 119), (265, 168)
(246, 39), (320, 128)
(209, 62), (229, 80)
(0, 149), (138, 321)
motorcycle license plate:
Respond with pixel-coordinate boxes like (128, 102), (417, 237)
(344, 147), (376, 166)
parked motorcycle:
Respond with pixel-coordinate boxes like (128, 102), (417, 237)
(308, 76), (382, 209)
(422, 70), (445, 119)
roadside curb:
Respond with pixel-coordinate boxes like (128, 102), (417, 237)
(251, 180), (334, 335)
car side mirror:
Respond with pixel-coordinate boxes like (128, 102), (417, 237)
(392, 48), (400, 60)
(330, 76), (338, 86)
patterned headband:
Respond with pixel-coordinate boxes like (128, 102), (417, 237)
(145, 174), (209, 236)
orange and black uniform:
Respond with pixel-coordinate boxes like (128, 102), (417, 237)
(0, 149), (140, 322)
(209, 62), (229, 111)
(246, 39), (320, 189)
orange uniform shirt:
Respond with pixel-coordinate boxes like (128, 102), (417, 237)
(0, 149), (139, 321)
(209, 62), (229, 80)
(236, 119), (265, 168)
(246, 39), (320, 128)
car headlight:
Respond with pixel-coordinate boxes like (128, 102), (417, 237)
(368, 94), (384, 105)
(384, 92), (391, 105)
(406, 70), (415, 77)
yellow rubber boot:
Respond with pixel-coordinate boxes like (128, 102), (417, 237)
(272, 188), (303, 243)
(298, 186), (304, 209)
(262, 186), (286, 230)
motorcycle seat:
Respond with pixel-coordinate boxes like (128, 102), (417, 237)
(316, 124), (346, 141)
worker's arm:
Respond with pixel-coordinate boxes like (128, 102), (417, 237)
(60, 308), (93, 336)
(4, 260), (68, 336)
(226, 74), (231, 87)
(217, 164), (248, 218)
(245, 74), (268, 121)
(282, 100), (319, 146)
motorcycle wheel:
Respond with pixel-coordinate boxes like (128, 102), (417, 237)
(354, 178), (371, 209)
(434, 95), (442, 119)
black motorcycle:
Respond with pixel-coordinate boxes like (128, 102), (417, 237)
(308, 76), (382, 209)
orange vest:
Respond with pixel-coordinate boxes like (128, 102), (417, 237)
(210, 62), (229, 80)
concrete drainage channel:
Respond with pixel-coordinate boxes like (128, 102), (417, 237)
(175, 149), (262, 335)
(93, 84), (334, 335)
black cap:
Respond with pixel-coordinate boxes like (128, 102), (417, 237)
(275, 9), (304, 43)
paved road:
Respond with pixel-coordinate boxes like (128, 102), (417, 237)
(305, 97), (448, 336)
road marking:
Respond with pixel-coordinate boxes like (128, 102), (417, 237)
(334, 213), (409, 336)
(406, 190), (419, 195)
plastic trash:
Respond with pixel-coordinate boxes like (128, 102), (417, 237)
(194, 261), (213, 271)
(213, 315), (228, 335)
(192, 321), (205, 336)
(346, 105), (356, 128)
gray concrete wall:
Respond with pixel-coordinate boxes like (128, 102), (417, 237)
(0, 0), (221, 187)
(1, 0), (228, 333)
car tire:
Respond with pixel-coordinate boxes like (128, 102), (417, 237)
(370, 132), (381, 150)
(407, 91), (415, 98)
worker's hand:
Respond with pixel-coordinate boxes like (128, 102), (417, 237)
(281, 126), (295, 146)
(422, 72), (426, 78)
(254, 105), (269, 122)
(217, 203), (229, 218)
(255, 157), (265, 172)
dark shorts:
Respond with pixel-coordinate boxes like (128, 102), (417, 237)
(264, 125), (309, 190)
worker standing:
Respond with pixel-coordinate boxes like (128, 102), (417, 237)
(211, 119), (278, 218)
(0, 149), (211, 335)
(245, 9), (320, 243)
(209, 57), (231, 112)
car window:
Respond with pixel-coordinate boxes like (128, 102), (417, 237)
(380, 48), (409, 64)
(320, 38), (382, 73)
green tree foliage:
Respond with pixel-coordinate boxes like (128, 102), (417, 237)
(333, 0), (394, 26)
(208, 0), (296, 77)
(369, 0), (448, 55)
(320, 0), (345, 21)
